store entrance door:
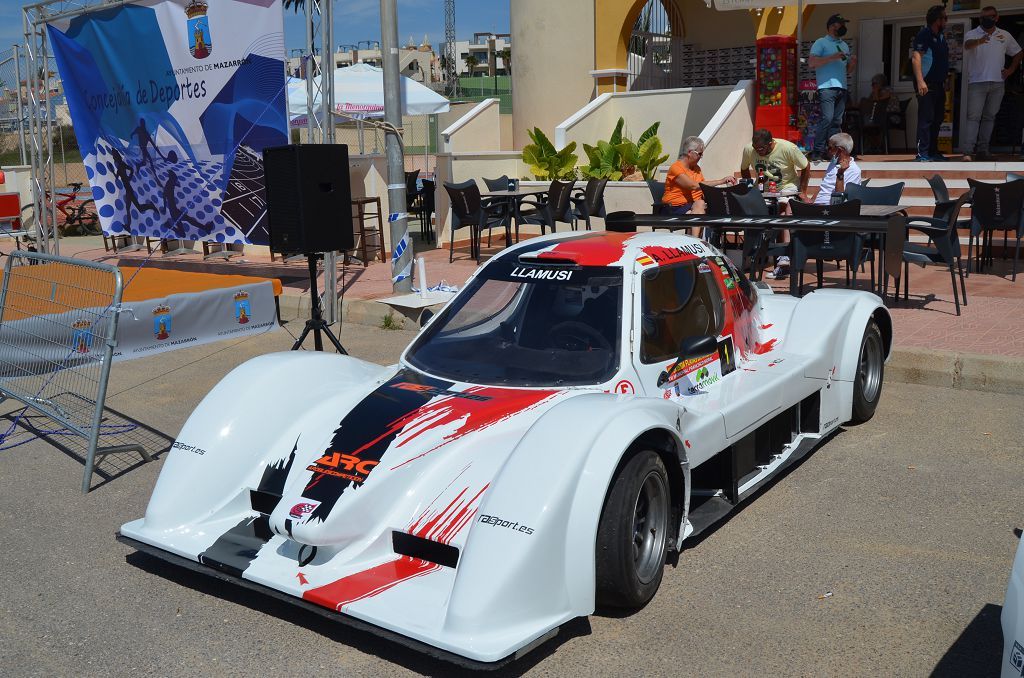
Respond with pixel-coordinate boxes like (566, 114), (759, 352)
(982, 13), (1024, 152)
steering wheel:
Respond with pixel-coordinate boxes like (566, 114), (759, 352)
(546, 321), (612, 352)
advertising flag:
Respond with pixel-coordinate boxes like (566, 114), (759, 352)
(47, 0), (288, 246)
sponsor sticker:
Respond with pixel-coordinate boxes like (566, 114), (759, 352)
(390, 382), (492, 401)
(664, 352), (717, 385)
(613, 380), (635, 395)
(478, 513), (534, 535)
(1010, 640), (1024, 676)
(307, 452), (380, 484)
(288, 501), (320, 520)
(171, 441), (206, 456)
(510, 266), (573, 281)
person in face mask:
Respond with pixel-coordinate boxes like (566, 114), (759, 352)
(911, 6), (952, 161)
(962, 6), (1023, 161)
(807, 14), (857, 163)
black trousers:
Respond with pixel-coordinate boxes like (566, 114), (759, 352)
(916, 87), (946, 158)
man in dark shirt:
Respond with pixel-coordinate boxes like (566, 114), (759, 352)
(911, 5), (951, 161)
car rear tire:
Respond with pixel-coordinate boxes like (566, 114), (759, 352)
(851, 319), (884, 424)
(596, 450), (670, 609)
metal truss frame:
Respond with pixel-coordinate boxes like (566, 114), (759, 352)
(302, 0), (339, 323)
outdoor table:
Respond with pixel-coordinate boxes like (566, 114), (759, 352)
(481, 188), (548, 247)
(859, 204), (908, 218)
(762, 188), (799, 216)
(604, 211), (907, 302)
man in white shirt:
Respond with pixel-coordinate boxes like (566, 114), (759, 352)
(962, 6), (1023, 160)
(814, 133), (862, 205)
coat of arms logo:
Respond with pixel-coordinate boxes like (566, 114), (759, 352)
(233, 290), (251, 324)
(153, 304), (172, 341)
(186, 0), (212, 60)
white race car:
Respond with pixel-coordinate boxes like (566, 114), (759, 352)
(1003, 532), (1024, 677)
(119, 230), (891, 667)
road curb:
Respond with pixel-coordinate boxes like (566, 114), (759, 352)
(887, 347), (1024, 396)
(278, 295), (1024, 396)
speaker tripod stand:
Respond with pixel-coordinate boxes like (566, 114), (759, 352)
(291, 253), (347, 354)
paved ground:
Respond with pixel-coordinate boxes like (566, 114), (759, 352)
(0, 322), (1020, 677)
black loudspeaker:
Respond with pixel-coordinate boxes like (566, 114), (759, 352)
(263, 144), (354, 253)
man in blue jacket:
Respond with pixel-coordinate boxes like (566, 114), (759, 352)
(911, 5), (951, 161)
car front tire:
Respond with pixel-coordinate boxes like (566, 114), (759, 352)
(851, 319), (884, 423)
(596, 450), (670, 608)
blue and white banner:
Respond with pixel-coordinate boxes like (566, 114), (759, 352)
(47, 0), (288, 246)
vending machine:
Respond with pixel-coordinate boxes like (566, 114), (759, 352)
(755, 35), (800, 142)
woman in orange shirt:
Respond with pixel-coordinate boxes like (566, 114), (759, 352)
(663, 136), (737, 235)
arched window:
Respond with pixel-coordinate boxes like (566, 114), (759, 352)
(627, 0), (684, 90)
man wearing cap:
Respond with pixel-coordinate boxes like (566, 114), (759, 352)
(807, 14), (857, 162)
(962, 6), (1022, 161)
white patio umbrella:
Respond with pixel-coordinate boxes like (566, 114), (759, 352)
(288, 62), (449, 127)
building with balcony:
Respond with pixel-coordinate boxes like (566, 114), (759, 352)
(453, 33), (510, 77)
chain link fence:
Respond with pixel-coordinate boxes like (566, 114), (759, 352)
(0, 47), (86, 190)
(0, 46), (27, 169)
(457, 75), (511, 113)
(292, 115), (440, 173)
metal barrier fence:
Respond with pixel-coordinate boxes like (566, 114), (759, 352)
(0, 250), (148, 492)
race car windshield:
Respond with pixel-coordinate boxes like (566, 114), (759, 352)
(405, 263), (623, 387)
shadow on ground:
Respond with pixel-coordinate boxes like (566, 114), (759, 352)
(125, 550), (593, 676)
(932, 602), (1003, 676)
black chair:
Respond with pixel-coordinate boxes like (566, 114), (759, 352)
(419, 179), (435, 243)
(966, 178), (1024, 281)
(647, 179), (667, 215)
(725, 187), (784, 279)
(443, 180), (506, 263)
(700, 182), (751, 248)
(480, 176), (513, 246)
(846, 181), (905, 281)
(846, 181), (904, 206)
(887, 97), (912, 152)
(857, 98), (890, 155)
(517, 180), (574, 235)
(570, 178), (607, 231)
(483, 175), (510, 191)
(901, 191), (971, 315)
(926, 174), (950, 203)
(788, 199), (865, 294)
(925, 174), (972, 231)
(405, 169), (422, 226)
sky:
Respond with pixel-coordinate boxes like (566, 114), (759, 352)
(0, 1), (510, 61)
(283, 1), (510, 53)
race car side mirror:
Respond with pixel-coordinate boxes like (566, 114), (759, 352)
(657, 334), (718, 388)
